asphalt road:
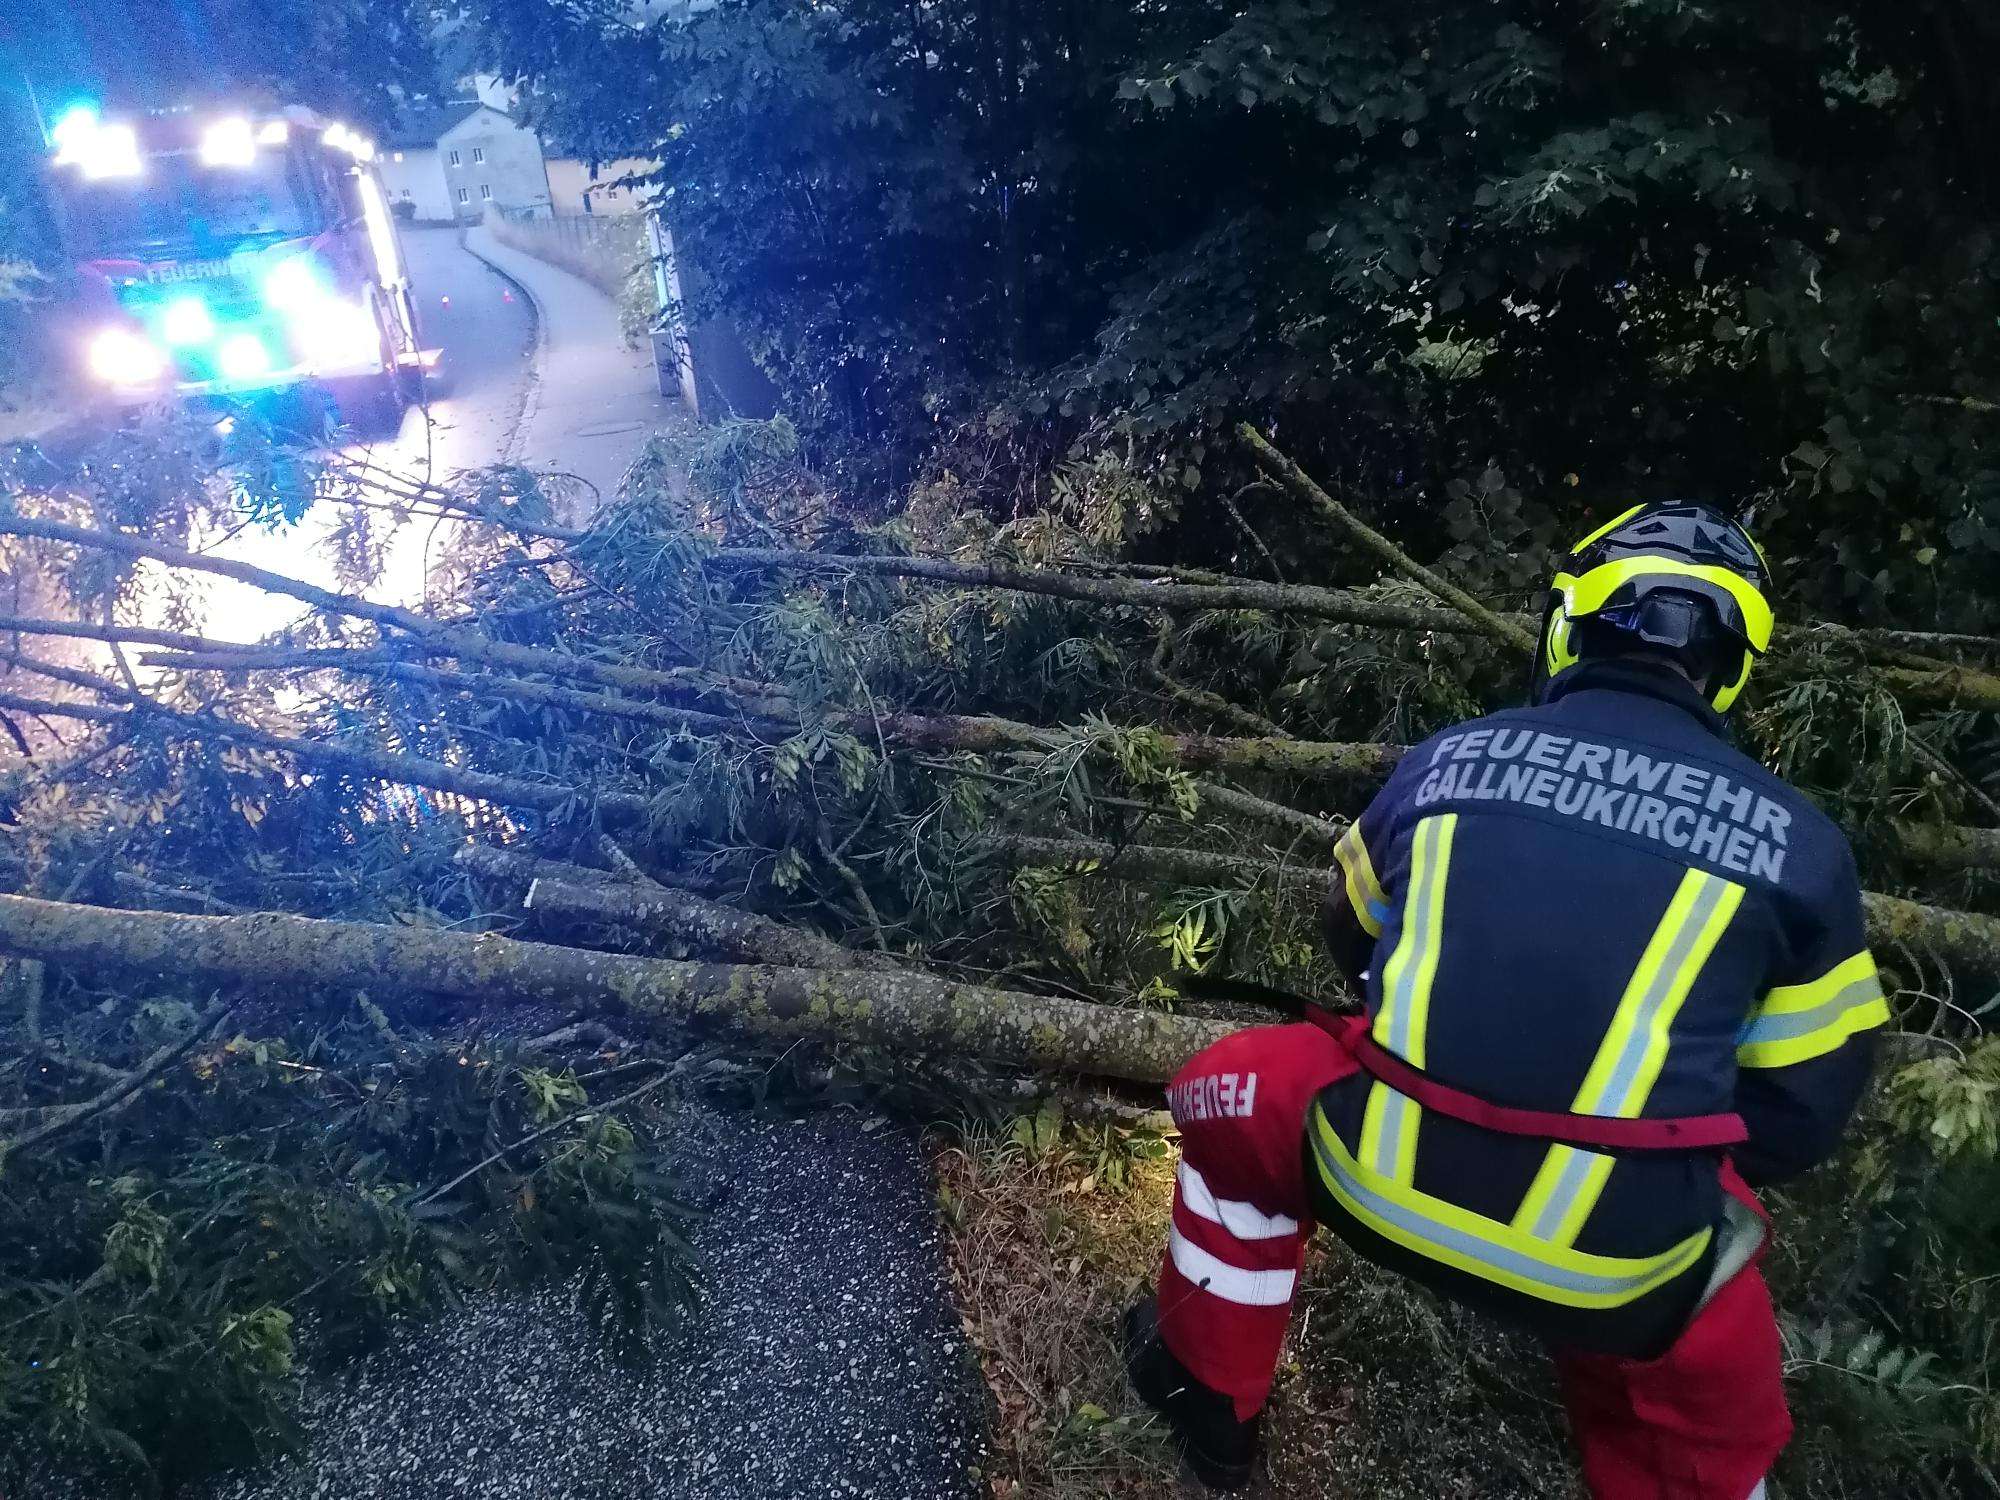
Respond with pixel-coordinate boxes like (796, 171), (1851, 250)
(199, 226), (539, 636)
(383, 225), (541, 478)
(199, 1109), (989, 1500)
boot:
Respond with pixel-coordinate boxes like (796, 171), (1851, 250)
(1122, 1297), (1261, 1490)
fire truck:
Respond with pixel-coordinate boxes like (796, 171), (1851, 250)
(40, 101), (435, 424)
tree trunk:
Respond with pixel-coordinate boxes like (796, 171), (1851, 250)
(11, 513), (1995, 677)
(987, 834), (1324, 891)
(1192, 781), (1346, 850)
(1874, 819), (2000, 872)
(0, 893), (1229, 1085)
(459, 844), (904, 973)
(1859, 890), (2000, 979)
(984, 833), (2000, 976)
(711, 543), (1492, 636)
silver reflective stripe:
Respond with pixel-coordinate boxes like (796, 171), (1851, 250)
(1177, 1161), (1299, 1242)
(1739, 978), (1882, 1045)
(1587, 876), (1732, 1112)
(1375, 1088), (1416, 1179)
(1167, 1225), (1297, 1307)
(1312, 1129), (1699, 1301)
(1745, 1482), (1767, 1500)
(1692, 1193), (1766, 1315)
(1523, 1147), (1600, 1242)
(1380, 819), (1446, 1061)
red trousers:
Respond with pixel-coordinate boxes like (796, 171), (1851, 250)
(1155, 1023), (1791, 1500)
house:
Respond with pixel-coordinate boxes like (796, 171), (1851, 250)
(378, 99), (553, 223)
(543, 157), (659, 218)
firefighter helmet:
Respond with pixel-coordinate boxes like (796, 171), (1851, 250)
(1536, 502), (1773, 713)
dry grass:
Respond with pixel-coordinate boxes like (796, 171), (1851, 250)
(932, 1119), (1187, 1498)
(931, 1116), (1584, 1499)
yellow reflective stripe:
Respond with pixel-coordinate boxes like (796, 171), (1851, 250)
(1362, 813), (1455, 1188)
(1372, 814), (1456, 1067)
(1310, 1106), (1712, 1310)
(1573, 869), (1743, 1117)
(1738, 952), (1888, 1068)
(1512, 1144), (1616, 1247)
(1512, 868), (1741, 1245)
(1334, 822), (1386, 937)
(1399, 813), (1454, 1070)
(1736, 997), (1888, 1068)
(1561, 556), (1774, 652)
(1359, 1081), (1422, 1186)
(1761, 951), (1880, 1015)
(1568, 503), (1647, 553)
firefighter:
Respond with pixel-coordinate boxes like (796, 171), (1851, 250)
(1125, 503), (1887, 1498)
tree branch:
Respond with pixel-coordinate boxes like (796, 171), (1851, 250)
(0, 999), (237, 1164)
(1236, 423), (1539, 653)
(980, 834), (2000, 976)
(0, 688), (652, 826)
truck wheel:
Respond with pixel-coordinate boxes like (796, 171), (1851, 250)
(345, 373), (407, 439)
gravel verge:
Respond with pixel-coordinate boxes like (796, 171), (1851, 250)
(12, 1104), (990, 1500)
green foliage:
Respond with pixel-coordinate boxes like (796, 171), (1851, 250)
(1151, 890), (1239, 974)
(0, 978), (700, 1487)
(1746, 652), (1914, 823)
(1002, 1101), (1169, 1194)
(453, 0), (2000, 637)
(1885, 1036), (2000, 1162)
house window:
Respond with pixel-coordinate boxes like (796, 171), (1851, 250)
(456, 187), (470, 204)
(472, 147), (486, 164)
(448, 149), (461, 166)
(479, 183), (493, 201)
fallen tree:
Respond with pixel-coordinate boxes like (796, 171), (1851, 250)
(984, 834), (2000, 977)
(0, 892), (1229, 1086)
(458, 843), (907, 973)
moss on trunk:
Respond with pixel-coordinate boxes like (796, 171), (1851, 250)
(0, 893), (1229, 1085)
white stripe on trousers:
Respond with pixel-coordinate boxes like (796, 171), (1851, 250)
(1167, 1226), (1298, 1307)
(1177, 1160), (1301, 1241)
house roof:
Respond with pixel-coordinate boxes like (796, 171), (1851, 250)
(383, 98), (494, 150)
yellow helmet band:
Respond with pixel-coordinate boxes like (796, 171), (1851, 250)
(1553, 556), (1774, 654)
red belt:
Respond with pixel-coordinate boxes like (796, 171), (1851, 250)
(1324, 1015), (1747, 1153)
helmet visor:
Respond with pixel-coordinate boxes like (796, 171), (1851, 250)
(1559, 557), (1774, 654)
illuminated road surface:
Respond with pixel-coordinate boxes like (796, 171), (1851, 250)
(186, 227), (540, 639)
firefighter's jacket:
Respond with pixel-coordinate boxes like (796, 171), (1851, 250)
(1308, 659), (1886, 1357)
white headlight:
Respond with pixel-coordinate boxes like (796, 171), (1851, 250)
(200, 118), (257, 168)
(218, 333), (272, 381)
(160, 296), (214, 346)
(88, 328), (167, 385)
(64, 121), (143, 180)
